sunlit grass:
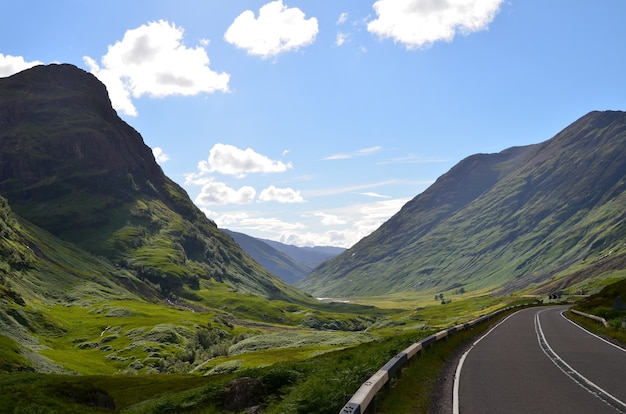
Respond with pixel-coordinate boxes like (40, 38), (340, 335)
(36, 300), (230, 375)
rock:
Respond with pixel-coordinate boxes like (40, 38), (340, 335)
(222, 377), (266, 412)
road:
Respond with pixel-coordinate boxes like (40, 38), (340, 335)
(454, 306), (626, 414)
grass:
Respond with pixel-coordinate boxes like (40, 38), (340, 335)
(569, 276), (626, 345)
(0, 335), (33, 372)
(0, 373), (234, 414)
(0, 328), (434, 413)
(0, 291), (527, 413)
(34, 300), (243, 375)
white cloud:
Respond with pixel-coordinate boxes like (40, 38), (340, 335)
(278, 230), (350, 248)
(337, 12), (349, 25)
(360, 192), (391, 198)
(84, 20), (230, 116)
(305, 180), (398, 198)
(259, 185), (305, 203)
(195, 180), (256, 205)
(152, 147), (169, 164)
(199, 143), (293, 178)
(324, 146), (382, 160)
(335, 32), (349, 47)
(368, 0), (503, 50)
(0, 54), (42, 77)
(204, 196), (410, 248)
(207, 210), (306, 233)
(224, 0), (319, 58)
(314, 212), (346, 226)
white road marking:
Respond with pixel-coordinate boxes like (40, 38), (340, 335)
(535, 309), (626, 413)
(560, 310), (626, 354)
(452, 311), (518, 414)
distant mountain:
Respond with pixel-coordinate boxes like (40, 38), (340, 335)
(259, 238), (345, 270)
(298, 111), (626, 297)
(224, 229), (345, 284)
(0, 63), (309, 304)
(224, 230), (311, 284)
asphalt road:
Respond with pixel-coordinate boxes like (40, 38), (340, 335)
(454, 306), (626, 414)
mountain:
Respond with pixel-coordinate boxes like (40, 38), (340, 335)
(298, 111), (626, 297)
(0, 63), (308, 303)
(223, 229), (311, 284)
(0, 194), (155, 373)
(259, 238), (345, 270)
(224, 229), (345, 284)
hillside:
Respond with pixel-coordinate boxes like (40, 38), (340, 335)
(0, 63), (308, 303)
(224, 229), (344, 284)
(299, 110), (626, 297)
(0, 64), (389, 378)
(0, 194), (153, 372)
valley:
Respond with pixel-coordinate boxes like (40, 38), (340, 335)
(1, 64), (626, 413)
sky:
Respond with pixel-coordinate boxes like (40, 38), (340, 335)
(1, 1), (625, 248)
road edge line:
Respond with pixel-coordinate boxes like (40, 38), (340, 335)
(535, 310), (626, 413)
(452, 310), (520, 414)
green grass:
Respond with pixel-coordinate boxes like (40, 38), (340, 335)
(35, 300), (242, 375)
(0, 335), (34, 372)
(569, 276), (626, 345)
(0, 373), (234, 414)
(0, 292), (529, 413)
(0, 328), (435, 413)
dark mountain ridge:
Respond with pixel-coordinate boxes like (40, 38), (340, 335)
(299, 110), (626, 297)
(0, 64), (162, 190)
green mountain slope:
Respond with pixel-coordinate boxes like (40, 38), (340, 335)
(0, 64), (308, 303)
(299, 111), (626, 297)
(0, 194), (152, 373)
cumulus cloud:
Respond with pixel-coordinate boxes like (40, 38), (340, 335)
(368, 0), (503, 49)
(337, 12), (349, 25)
(0, 54), (42, 77)
(314, 212), (346, 226)
(194, 143), (292, 178)
(152, 147), (169, 164)
(224, 0), (319, 58)
(195, 179), (256, 206)
(259, 185), (305, 203)
(84, 20), (230, 116)
(206, 210), (306, 233)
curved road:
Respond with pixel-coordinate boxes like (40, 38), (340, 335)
(454, 306), (626, 414)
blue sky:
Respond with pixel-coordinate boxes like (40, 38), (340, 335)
(2, 1), (625, 248)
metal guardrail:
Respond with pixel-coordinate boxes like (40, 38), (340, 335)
(339, 307), (515, 414)
(570, 309), (609, 327)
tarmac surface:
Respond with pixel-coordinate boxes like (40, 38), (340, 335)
(453, 306), (626, 414)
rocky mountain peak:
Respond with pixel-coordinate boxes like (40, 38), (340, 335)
(0, 64), (163, 198)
